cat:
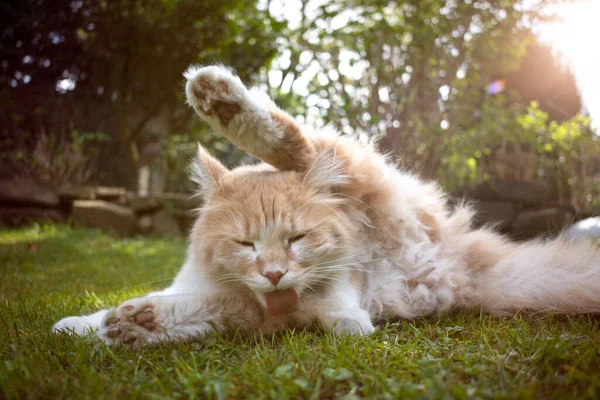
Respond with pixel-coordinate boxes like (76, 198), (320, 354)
(52, 65), (600, 347)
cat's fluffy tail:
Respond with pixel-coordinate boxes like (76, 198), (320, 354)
(447, 207), (600, 316)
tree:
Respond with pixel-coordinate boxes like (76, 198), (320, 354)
(265, 0), (560, 176)
(1, 0), (283, 186)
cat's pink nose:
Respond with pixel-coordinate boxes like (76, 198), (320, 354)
(263, 271), (286, 286)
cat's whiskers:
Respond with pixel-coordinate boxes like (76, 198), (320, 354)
(310, 256), (393, 272)
(308, 227), (392, 268)
(308, 276), (363, 291)
(215, 278), (247, 286)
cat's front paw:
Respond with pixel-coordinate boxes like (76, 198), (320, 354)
(99, 298), (161, 347)
(184, 65), (247, 126)
(324, 309), (376, 336)
(332, 317), (376, 336)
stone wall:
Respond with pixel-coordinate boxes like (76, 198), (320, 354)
(0, 178), (591, 239)
(0, 179), (196, 236)
(451, 180), (579, 240)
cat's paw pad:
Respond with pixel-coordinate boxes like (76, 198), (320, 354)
(184, 66), (246, 125)
(100, 299), (160, 346)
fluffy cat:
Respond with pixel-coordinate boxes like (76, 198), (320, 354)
(53, 65), (600, 347)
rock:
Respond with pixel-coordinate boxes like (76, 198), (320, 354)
(0, 179), (60, 207)
(58, 186), (96, 201)
(59, 186), (127, 202)
(152, 210), (181, 236)
(95, 186), (127, 201)
(72, 200), (136, 236)
(511, 208), (574, 239)
(0, 206), (64, 227)
(472, 201), (517, 230)
(465, 181), (498, 202)
(128, 196), (163, 213)
(466, 180), (549, 206)
(565, 217), (600, 240)
(137, 215), (154, 234)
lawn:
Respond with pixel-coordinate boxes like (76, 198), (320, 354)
(1, 225), (600, 399)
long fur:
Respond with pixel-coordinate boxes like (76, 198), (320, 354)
(52, 65), (600, 346)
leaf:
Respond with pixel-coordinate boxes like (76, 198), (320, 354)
(322, 367), (353, 381)
(274, 363), (294, 378)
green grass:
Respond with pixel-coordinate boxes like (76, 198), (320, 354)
(2, 225), (600, 399)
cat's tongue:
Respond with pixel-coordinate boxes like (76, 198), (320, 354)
(264, 289), (298, 315)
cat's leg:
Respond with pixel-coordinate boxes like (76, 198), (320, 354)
(52, 309), (109, 336)
(98, 293), (262, 347)
(52, 285), (179, 336)
(184, 65), (315, 171)
(303, 274), (375, 336)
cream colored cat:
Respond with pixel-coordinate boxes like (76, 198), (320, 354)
(53, 65), (600, 347)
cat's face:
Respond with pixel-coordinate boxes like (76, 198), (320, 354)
(191, 152), (356, 312)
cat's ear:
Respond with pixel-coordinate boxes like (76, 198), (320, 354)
(189, 144), (228, 196)
(303, 148), (348, 193)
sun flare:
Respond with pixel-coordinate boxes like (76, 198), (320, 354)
(538, 0), (600, 128)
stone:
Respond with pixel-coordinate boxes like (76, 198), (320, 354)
(511, 208), (574, 239)
(465, 181), (498, 202)
(59, 186), (127, 202)
(0, 179), (59, 207)
(72, 200), (136, 236)
(58, 186), (96, 201)
(95, 186), (127, 202)
(472, 201), (517, 230)
(466, 180), (549, 206)
(137, 215), (154, 234)
(565, 217), (600, 240)
(128, 196), (163, 213)
(152, 210), (181, 236)
(0, 206), (64, 227)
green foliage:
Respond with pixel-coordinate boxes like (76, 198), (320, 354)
(162, 131), (247, 193)
(3, 0), (597, 211)
(266, 0), (545, 143)
(2, 225), (600, 399)
(442, 98), (600, 211)
(1, 0), (282, 186)
(263, 0), (598, 211)
(0, 130), (109, 185)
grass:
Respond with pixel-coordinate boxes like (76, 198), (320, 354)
(1, 225), (600, 399)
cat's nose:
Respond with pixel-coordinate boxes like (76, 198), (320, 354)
(262, 270), (286, 286)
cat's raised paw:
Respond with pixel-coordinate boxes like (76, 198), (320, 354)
(100, 298), (161, 346)
(184, 66), (247, 126)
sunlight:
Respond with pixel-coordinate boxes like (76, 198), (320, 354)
(538, 0), (600, 128)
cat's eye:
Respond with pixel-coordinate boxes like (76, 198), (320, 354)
(288, 234), (306, 246)
(234, 240), (255, 250)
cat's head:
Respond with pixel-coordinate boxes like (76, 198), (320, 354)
(189, 145), (358, 313)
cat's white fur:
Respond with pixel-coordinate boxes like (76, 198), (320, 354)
(53, 65), (600, 346)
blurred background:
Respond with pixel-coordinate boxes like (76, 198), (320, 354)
(1, 0), (599, 238)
